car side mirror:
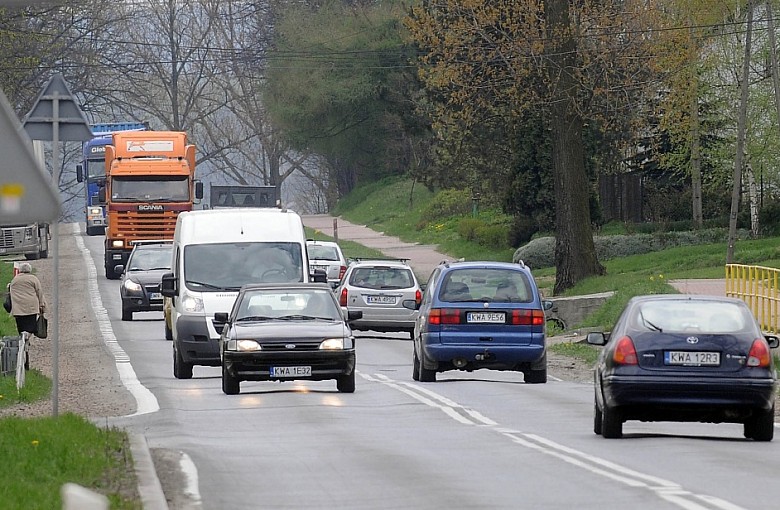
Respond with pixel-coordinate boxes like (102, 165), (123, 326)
(76, 164), (84, 183)
(311, 269), (327, 283)
(114, 264), (125, 275)
(765, 334), (780, 349)
(214, 312), (229, 323)
(160, 272), (177, 297)
(542, 300), (554, 311)
(586, 332), (607, 346)
(401, 299), (420, 311)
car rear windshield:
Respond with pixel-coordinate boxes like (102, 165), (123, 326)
(308, 244), (341, 261)
(349, 267), (414, 289)
(439, 268), (534, 303)
(632, 300), (753, 334)
(129, 248), (172, 271)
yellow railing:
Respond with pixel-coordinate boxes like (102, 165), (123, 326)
(725, 264), (780, 334)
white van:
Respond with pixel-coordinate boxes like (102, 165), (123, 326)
(160, 208), (324, 379)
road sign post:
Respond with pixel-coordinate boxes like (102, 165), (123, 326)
(22, 73), (92, 417)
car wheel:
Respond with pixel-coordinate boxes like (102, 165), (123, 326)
(601, 405), (622, 439)
(164, 319), (173, 341)
(418, 349), (436, 383)
(121, 308), (132, 321)
(337, 370), (356, 393)
(745, 406), (774, 442)
(222, 363), (240, 395)
(173, 344), (193, 380)
(593, 402), (603, 435)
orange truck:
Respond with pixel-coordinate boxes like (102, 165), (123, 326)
(102, 131), (203, 279)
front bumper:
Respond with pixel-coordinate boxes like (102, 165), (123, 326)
(223, 350), (356, 382)
(175, 315), (221, 366)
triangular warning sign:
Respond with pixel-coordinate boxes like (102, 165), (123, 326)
(0, 87), (59, 223)
(22, 73), (93, 142)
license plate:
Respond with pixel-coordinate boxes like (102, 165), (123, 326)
(664, 351), (720, 366)
(113, 254), (122, 260)
(467, 312), (506, 324)
(149, 292), (162, 300)
(270, 366), (311, 377)
(310, 265), (328, 272)
(366, 295), (395, 304)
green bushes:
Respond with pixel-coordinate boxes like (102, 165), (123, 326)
(513, 228), (752, 269)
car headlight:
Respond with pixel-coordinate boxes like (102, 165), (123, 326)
(122, 279), (142, 293)
(111, 240), (124, 248)
(320, 338), (345, 350)
(181, 291), (204, 313)
(226, 339), (261, 352)
(89, 207), (102, 215)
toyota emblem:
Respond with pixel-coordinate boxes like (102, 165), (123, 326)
(686, 336), (699, 344)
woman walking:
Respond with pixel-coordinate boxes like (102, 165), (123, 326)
(8, 262), (47, 368)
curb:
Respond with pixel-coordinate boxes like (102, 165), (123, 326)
(129, 434), (169, 510)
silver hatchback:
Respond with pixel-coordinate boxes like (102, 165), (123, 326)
(335, 258), (421, 338)
(307, 240), (347, 288)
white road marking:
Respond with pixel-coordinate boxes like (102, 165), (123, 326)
(73, 223), (159, 416)
(366, 371), (747, 510)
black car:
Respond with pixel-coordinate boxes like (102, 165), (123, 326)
(117, 241), (173, 321)
(588, 294), (779, 440)
(216, 283), (362, 395)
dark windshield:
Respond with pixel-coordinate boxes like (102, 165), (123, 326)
(111, 176), (189, 201)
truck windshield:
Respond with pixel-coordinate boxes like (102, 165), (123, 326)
(184, 242), (304, 290)
(111, 177), (189, 201)
(86, 158), (105, 180)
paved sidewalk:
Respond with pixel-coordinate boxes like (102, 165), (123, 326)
(303, 214), (452, 280)
(669, 278), (726, 296)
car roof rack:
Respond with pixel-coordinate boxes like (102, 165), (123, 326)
(349, 257), (410, 264)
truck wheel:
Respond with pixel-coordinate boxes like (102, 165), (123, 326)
(38, 238), (48, 259)
(24, 252), (40, 260)
(164, 319), (173, 341)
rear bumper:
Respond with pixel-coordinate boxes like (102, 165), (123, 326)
(602, 375), (777, 419)
(423, 338), (545, 370)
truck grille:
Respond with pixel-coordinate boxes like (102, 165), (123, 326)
(0, 230), (14, 249)
(109, 211), (178, 240)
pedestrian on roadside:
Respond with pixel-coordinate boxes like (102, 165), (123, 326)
(8, 262), (46, 338)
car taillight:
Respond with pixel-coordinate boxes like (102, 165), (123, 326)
(509, 309), (545, 326)
(415, 289), (422, 306)
(339, 266), (346, 280)
(747, 338), (772, 367)
(429, 308), (461, 325)
(339, 288), (348, 307)
(612, 336), (638, 365)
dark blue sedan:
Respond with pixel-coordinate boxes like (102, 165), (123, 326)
(404, 260), (552, 383)
(588, 294), (779, 440)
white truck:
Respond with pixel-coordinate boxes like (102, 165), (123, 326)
(160, 208), (326, 379)
(0, 223), (49, 259)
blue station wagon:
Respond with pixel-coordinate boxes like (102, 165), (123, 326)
(404, 260), (552, 383)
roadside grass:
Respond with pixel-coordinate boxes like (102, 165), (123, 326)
(0, 413), (141, 509)
(0, 259), (141, 509)
(333, 178), (780, 368)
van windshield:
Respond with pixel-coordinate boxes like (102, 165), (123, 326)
(183, 242), (304, 290)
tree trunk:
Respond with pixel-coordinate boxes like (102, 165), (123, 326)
(689, 24), (703, 229)
(727, 0), (753, 263)
(545, 0), (605, 295)
(746, 162), (759, 236)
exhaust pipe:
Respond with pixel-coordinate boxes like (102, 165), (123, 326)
(453, 357), (468, 368)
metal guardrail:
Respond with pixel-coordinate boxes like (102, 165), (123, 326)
(725, 264), (780, 334)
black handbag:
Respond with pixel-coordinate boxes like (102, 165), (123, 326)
(36, 314), (47, 339)
(3, 293), (10, 313)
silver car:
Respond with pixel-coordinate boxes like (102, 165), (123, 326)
(307, 240), (347, 288)
(335, 258), (421, 338)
